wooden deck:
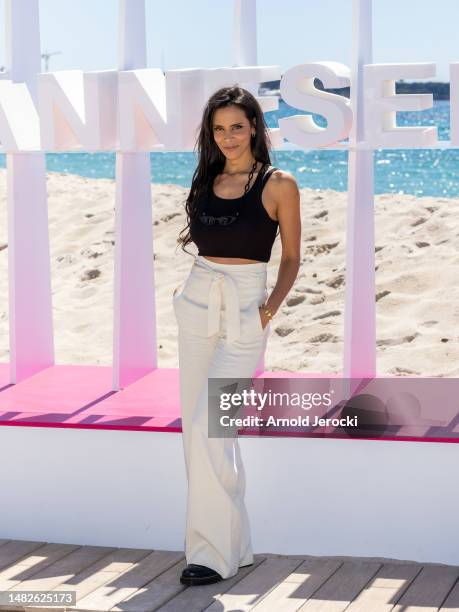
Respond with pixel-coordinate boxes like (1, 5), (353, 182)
(0, 540), (458, 611)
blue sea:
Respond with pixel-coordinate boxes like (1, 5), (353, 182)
(1, 99), (457, 197)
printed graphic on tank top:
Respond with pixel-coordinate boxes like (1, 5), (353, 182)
(189, 164), (280, 263)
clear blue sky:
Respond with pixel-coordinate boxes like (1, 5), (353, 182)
(0, 0), (457, 81)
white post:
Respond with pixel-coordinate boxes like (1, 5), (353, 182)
(5, 0), (54, 382)
(113, 0), (156, 389)
(232, 0), (257, 65)
(343, 0), (376, 379)
(232, 0), (258, 96)
(233, 0), (266, 376)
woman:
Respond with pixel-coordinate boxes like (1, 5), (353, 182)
(173, 85), (301, 586)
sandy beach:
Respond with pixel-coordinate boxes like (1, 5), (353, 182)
(0, 168), (458, 376)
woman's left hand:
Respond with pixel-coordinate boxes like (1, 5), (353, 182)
(258, 307), (270, 330)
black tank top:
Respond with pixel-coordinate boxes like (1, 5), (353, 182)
(189, 165), (279, 262)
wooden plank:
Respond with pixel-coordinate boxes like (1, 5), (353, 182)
(9, 545), (116, 596)
(0, 540), (458, 612)
(0, 541), (48, 573)
(345, 563), (423, 611)
(244, 559), (341, 612)
(74, 550), (183, 611)
(110, 558), (189, 612)
(296, 560), (382, 611)
(247, 558), (342, 611)
(440, 575), (459, 611)
(205, 556), (304, 611)
(0, 542), (79, 589)
(392, 565), (459, 612)
(42, 547), (153, 608)
(155, 554), (267, 612)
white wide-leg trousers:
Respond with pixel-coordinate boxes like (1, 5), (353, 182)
(173, 255), (271, 579)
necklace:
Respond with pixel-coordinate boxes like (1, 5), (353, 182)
(243, 159), (259, 195)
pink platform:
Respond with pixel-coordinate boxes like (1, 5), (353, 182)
(0, 363), (456, 443)
(0, 363), (332, 433)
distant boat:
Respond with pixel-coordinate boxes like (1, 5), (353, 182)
(259, 86), (280, 96)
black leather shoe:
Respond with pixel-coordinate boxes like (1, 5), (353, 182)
(180, 563), (223, 585)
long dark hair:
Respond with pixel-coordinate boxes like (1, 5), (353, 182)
(177, 85), (272, 256)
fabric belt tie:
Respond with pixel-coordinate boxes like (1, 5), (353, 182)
(207, 271), (241, 344)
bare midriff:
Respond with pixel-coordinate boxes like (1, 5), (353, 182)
(202, 256), (264, 265)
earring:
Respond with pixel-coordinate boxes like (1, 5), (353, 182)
(251, 132), (255, 138)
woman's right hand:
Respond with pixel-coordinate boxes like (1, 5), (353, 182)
(258, 306), (270, 330)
